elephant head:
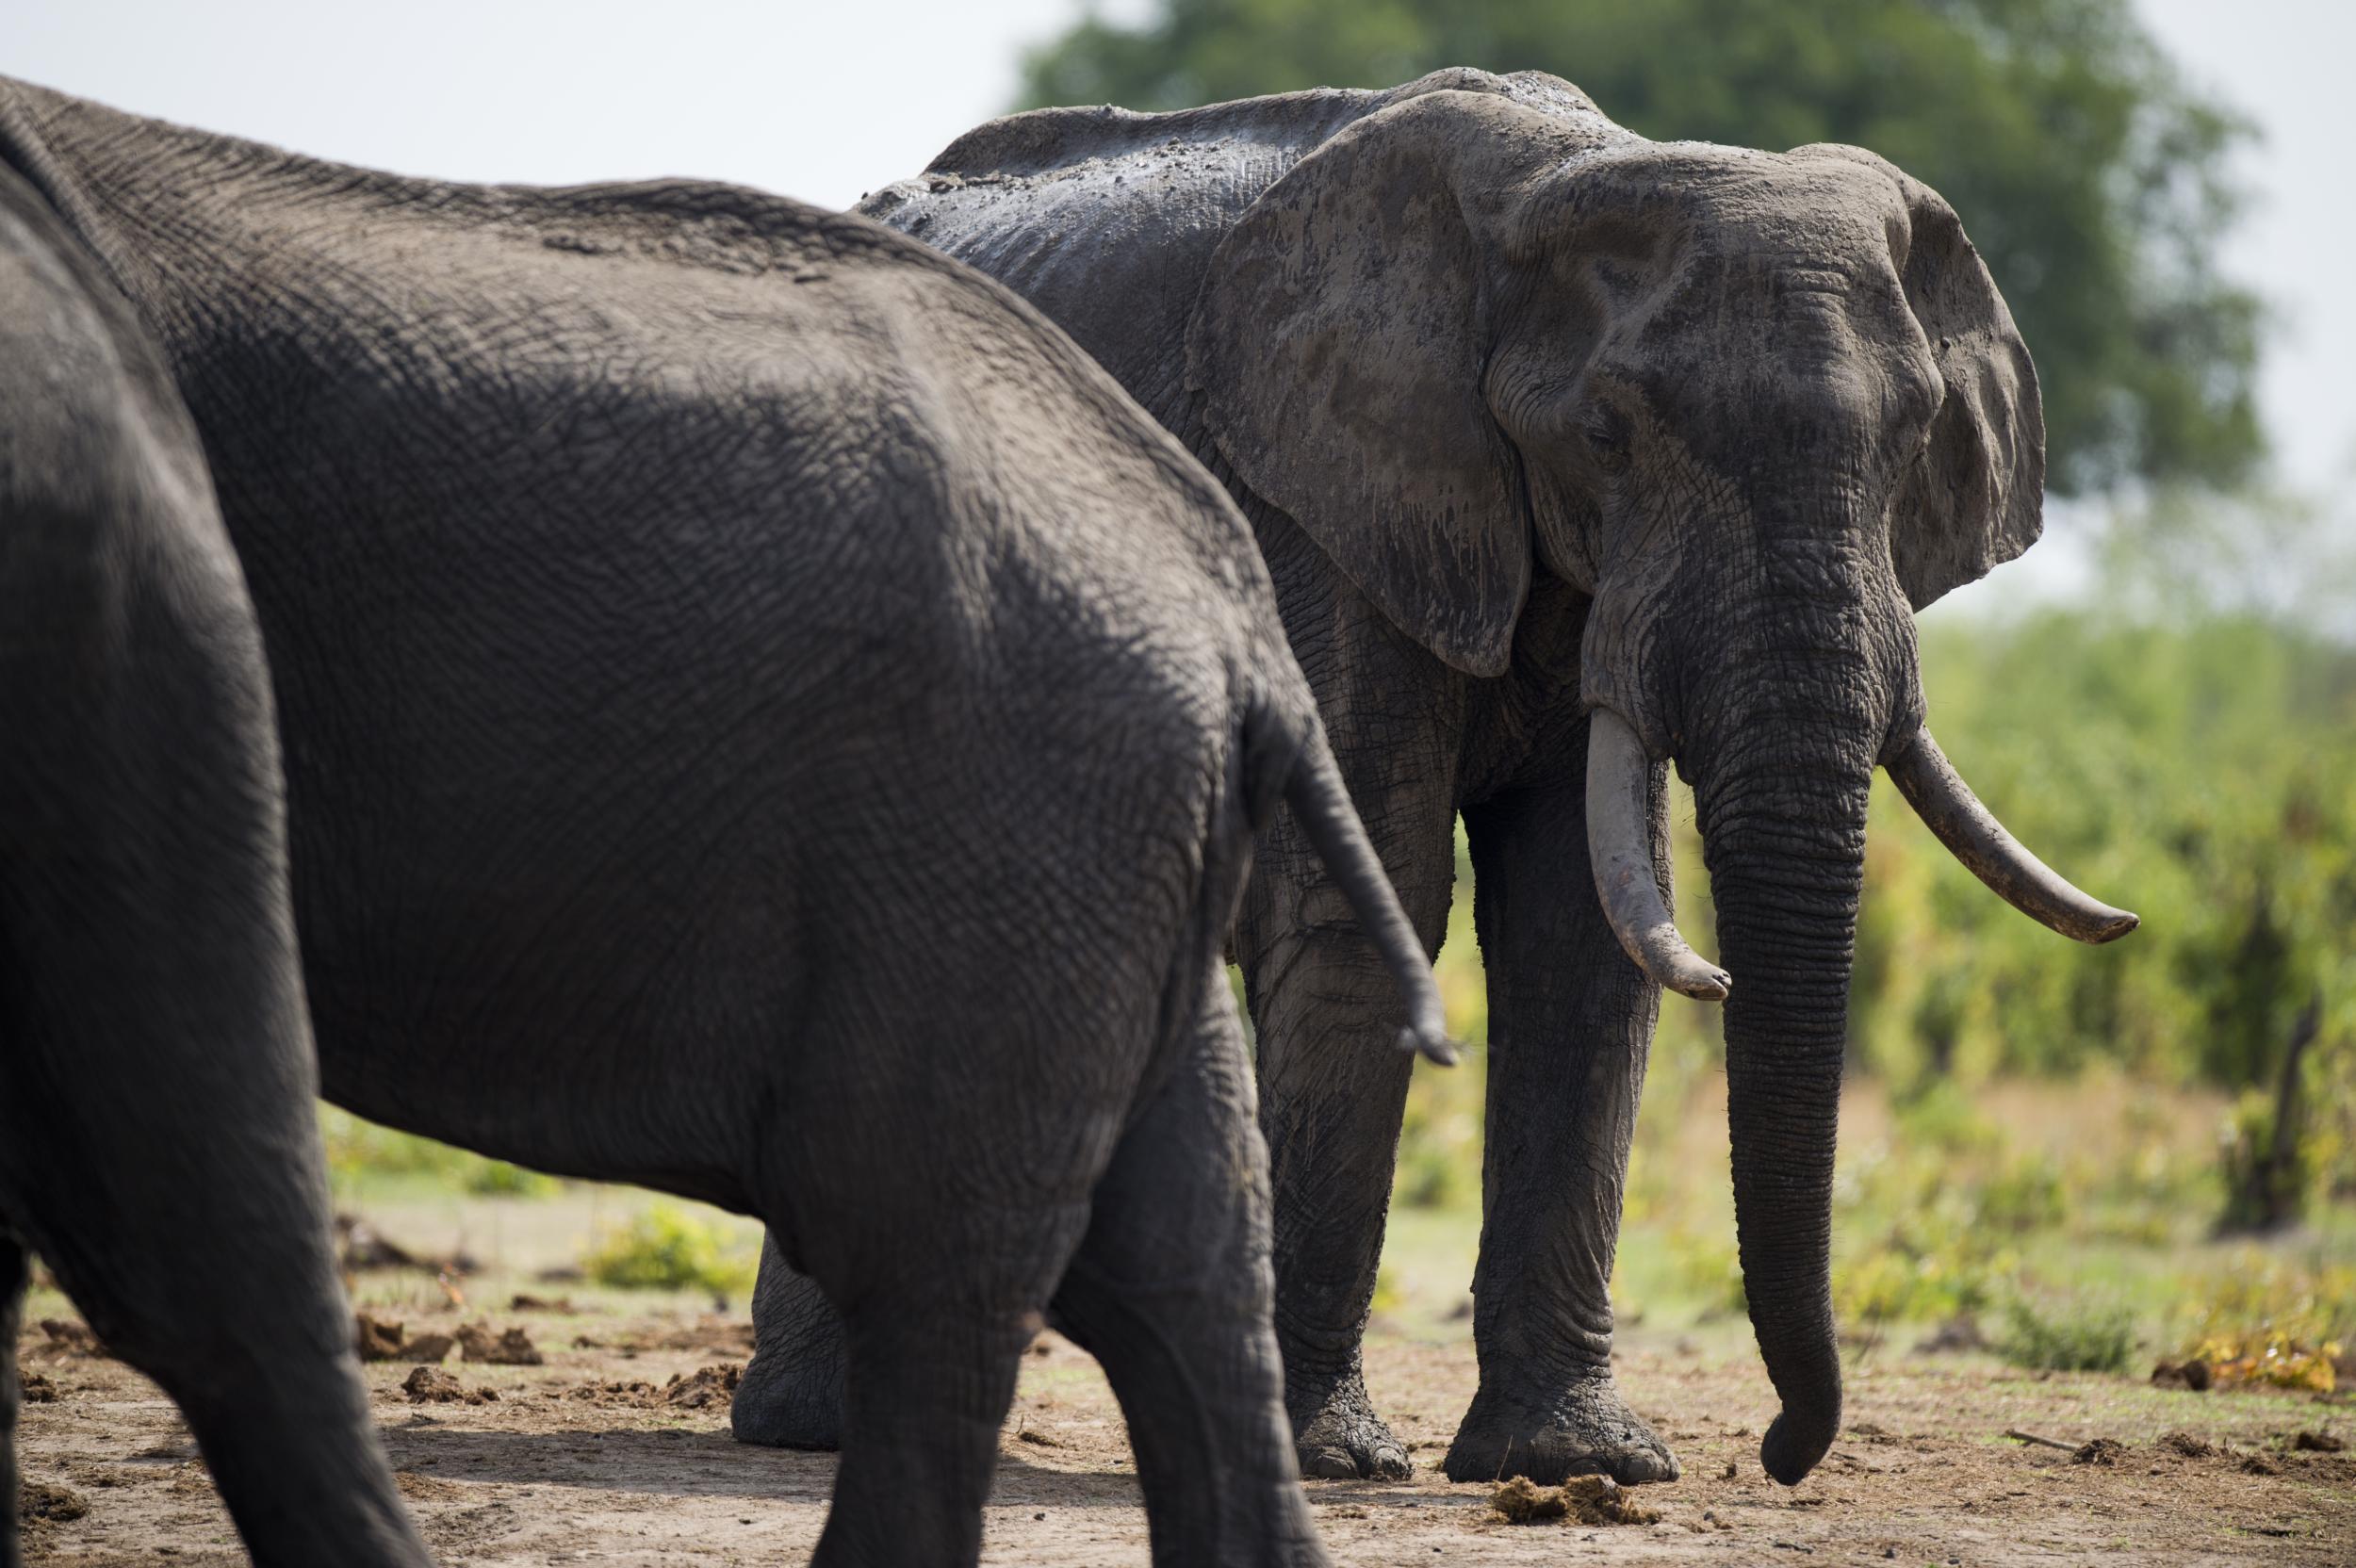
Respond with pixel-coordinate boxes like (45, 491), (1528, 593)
(1186, 80), (2135, 1484)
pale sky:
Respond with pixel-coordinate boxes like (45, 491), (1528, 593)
(7, 0), (2348, 526)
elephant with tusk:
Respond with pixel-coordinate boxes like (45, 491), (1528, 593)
(735, 66), (2137, 1493)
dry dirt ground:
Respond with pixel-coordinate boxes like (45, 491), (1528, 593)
(15, 1300), (2355, 1566)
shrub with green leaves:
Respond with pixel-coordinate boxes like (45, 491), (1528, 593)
(581, 1204), (755, 1297)
(1998, 1296), (2136, 1373)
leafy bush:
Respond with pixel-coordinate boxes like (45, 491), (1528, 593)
(1998, 1296), (2137, 1373)
(2174, 1252), (2356, 1364)
(1891, 1081), (2003, 1157)
(1668, 1229), (1748, 1321)
(457, 1160), (561, 1198)
(1978, 1155), (2069, 1234)
(581, 1204), (756, 1296)
(1841, 1245), (1998, 1329)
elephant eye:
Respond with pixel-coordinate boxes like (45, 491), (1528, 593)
(1582, 412), (1633, 474)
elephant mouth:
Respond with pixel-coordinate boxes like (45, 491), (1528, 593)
(1580, 705), (2135, 997)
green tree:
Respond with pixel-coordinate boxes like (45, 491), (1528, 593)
(1019, 0), (2263, 493)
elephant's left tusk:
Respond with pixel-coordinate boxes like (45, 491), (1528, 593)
(1883, 725), (2139, 944)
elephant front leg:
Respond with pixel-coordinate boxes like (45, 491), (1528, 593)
(1443, 776), (1680, 1486)
(1239, 794), (1456, 1483)
(734, 1235), (847, 1449)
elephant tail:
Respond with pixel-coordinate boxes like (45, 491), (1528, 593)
(1254, 706), (1457, 1068)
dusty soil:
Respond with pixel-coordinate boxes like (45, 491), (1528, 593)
(15, 1306), (2353, 1565)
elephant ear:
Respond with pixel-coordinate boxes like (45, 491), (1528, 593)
(1806, 147), (2046, 610)
(1186, 94), (1532, 677)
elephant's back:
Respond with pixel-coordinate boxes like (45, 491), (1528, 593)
(857, 139), (1301, 429)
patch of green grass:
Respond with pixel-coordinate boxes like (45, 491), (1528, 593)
(581, 1203), (756, 1296)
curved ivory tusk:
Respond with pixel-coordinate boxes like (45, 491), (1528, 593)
(1586, 709), (1733, 1001)
(1884, 726), (2139, 944)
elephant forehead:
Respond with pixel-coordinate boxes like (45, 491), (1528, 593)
(1530, 141), (1906, 263)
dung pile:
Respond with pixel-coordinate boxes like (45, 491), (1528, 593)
(354, 1313), (461, 1364)
(458, 1321), (544, 1365)
(2158, 1430), (2217, 1460)
(35, 1318), (105, 1358)
(557, 1363), (742, 1411)
(1492, 1474), (1661, 1527)
(402, 1365), (500, 1406)
(18, 1480), (88, 1524)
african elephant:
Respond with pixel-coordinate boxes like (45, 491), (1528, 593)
(0, 78), (1453, 1567)
(0, 160), (429, 1568)
(736, 68), (2137, 1491)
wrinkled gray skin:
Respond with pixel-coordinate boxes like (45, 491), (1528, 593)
(741, 68), (2131, 1490)
(0, 162), (429, 1568)
(0, 78), (1454, 1567)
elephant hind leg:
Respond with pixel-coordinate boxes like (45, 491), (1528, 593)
(775, 1028), (1103, 1565)
(733, 1234), (847, 1450)
(810, 1215), (1085, 1568)
(1050, 965), (1329, 1568)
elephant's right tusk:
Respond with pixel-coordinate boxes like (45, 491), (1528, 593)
(1884, 725), (2139, 943)
(1585, 708), (1732, 1001)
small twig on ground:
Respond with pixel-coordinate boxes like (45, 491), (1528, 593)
(2004, 1429), (2080, 1452)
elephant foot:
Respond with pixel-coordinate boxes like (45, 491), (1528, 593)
(728, 1348), (843, 1451)
(1443, 1373), (1679, 1485)
(1288, 1367), (1411, 1480)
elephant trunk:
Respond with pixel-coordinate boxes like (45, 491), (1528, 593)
(1686, 645), (1882, 1487)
